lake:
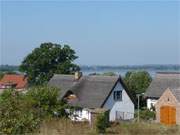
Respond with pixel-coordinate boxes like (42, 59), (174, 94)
(80, 65), (180, 77)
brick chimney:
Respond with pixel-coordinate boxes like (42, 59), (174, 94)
(75, 71), (82, 80)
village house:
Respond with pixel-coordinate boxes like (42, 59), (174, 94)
(0, 74), (28, 93)
(155, 88), (180, 125)
(48, 72), (135, 122)
(145, 72), (180, 110)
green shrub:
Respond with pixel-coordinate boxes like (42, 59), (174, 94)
(26, 86), (58, 117)
(135, 109), (155, 121)
(0, 86), (68, 134)
(0, 89), (40, 134)
(95, 112), (109, 133)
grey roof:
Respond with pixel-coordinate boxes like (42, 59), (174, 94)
(48, 74), (135, 108)
(48, 74), (78, 99)
(145, 72), (180, 98)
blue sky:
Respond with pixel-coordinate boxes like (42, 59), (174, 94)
(1, 1), (180, 66)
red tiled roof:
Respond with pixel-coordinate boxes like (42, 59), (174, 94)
(0, 74), (28, 89)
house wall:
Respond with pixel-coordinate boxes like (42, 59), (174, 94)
(68, 108), (91, 122)
(177, 103), (180, 125)
(155, 89), (180, 125)
(103, 81), (134, 121)
(147, 98), (158, 110)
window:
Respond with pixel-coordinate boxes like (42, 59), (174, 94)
(113, 91), (122, 101)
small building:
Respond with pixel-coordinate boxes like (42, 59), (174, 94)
(48, 72), (135, 122)
(155, 88), (180, 125)
(145, 72), (180, 110)
(0, 74), (28, 92)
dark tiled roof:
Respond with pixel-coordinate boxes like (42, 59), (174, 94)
(48, 74), (135, 108)
(145, 72), (180, 98)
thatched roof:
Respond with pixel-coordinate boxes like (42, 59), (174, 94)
(48, 74), (135, 108)
(145, 72), (180, 98)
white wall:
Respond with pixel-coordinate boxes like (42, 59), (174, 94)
(103, 81), (134, 121)
(147, 98), (158, 110)
(68, 109), (91, 122)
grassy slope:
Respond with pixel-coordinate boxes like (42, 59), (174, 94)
(35, 118), (180, 135)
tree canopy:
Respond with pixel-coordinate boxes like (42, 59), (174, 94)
(123, 71), (152, 108)
(123, 71), (152, 95)
(19, 43), (79, 85)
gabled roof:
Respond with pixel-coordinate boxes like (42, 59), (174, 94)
(145, 72), (180, 98)
(0, 74), (28, 89)
(48, 74), (135, 108)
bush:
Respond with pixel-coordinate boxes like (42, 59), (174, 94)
(26, 86), (57, 117)
(135, 108), (155, 121)
(0, 89), (40, 134)
(0, 86), (68, 134)
(95, 112), (109, 133)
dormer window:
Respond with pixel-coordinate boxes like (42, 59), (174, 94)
(113, 91), (122, 101)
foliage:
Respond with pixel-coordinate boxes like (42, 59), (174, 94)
(0, 72), (4, 79)
(135, 108), (155, 121)
(123, 71), (152, 108)
(123, 71), (152, 94)
(0, 86), (68, 134)
(26, 85), (68, 118)
(102, 72), (117, 76)
(95, 112), (109, 134)
(0, 89), (40, 134)
(19, 42), (79, 85)
(0, 65), (19, 72)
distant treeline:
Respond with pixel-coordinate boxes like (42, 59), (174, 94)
(80, 64), (180, 71)
(0, 65), (19, 72)
(0, 64), (180, 72)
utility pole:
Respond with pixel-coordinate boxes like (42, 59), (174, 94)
(137, 94), (140, 122)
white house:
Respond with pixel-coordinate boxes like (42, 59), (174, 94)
(48, 72), (135, 122)
(145, 72), (180, 110)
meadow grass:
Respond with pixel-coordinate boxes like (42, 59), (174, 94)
(35, 118), (180, 135)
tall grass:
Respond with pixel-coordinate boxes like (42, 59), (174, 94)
(37, 118), (94, 135)
(35, 118), (180, 135)
(106, 122), (180, 135)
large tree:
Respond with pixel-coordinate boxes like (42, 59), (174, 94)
(123, 71), (152, 94)
(123, 71), (152, 108)
(20, 43), (79, 85)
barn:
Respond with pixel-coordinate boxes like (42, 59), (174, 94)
(155, 88), (180, 125)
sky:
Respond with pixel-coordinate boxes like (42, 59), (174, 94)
(0, 0), (180, 66)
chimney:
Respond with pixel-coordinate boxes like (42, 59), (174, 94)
(75, 71), (82, 80)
